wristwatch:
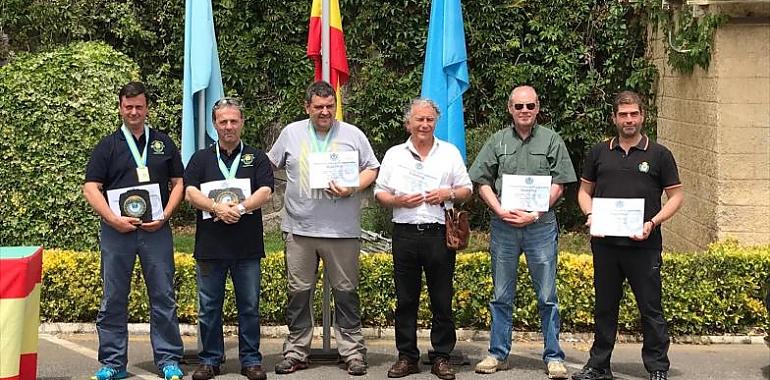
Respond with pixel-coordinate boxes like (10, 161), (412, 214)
(449, 188), (456, 201)
(237, 204), (247, 215)
(532, 212), (540, 223)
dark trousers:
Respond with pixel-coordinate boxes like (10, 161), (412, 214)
(587, 242), (670, 372)
(392, 223), (456, 361)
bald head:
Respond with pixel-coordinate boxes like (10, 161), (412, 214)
(509, 86), (538, 106)
(507, 85), (540, 129)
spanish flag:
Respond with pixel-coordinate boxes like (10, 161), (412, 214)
(0, 246), (42, 380)
(307, 0), (350, 121)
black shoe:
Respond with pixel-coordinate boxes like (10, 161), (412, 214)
(430, 357), (455, 380)
(241, 365), (267, 380)
(274, 357), (308, 375)
(571, 366), (613, 380)
(191, 364), (220, 380)
(346, 358), (368, 376)
(649, 370), (668, 380)
(387, 358), (420, 378)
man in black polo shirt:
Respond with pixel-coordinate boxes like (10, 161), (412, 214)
(572, 91), (684, 380)
(183, 97), (274, 380)
(83, 82), (184, 380)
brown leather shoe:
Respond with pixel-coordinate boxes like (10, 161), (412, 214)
(431, 357), (455, 380)
(241, 365), (267, 380)
(387, 358), (420, 378)
(191, 364), (220, 380)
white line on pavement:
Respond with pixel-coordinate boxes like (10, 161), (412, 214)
(40, 334), (159, 380)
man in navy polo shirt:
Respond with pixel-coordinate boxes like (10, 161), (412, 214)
(183, 97), (274, 380)
(83, 82), (184, 380)
(572, 91), (684, 380)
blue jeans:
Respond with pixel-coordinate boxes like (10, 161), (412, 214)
(196, 258), (263, 367)
(488, 215), (565, 364)
(97, 222), (183, 371)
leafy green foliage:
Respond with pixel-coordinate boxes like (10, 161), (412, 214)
(2, 0), (668, 242)
(649, 2), (728, 74)
(0, 41), (139, 249)
(41, 242), (770, 335)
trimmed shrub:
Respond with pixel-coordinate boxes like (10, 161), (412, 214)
(41, 241), (769, 335)
(0, 41), (140, 250)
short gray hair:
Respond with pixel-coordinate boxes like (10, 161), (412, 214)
(403, 97), (440, 125)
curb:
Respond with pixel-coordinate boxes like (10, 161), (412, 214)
(39, 323), (769, 345)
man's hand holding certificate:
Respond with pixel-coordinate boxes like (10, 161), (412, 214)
(500, 175), (551, 212)
(308, 151), (360, 189)
(590, 198), (645, 237)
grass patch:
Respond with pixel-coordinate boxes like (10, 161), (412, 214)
(174, 225), (590, 255)
(173, 226), (284, 254)
(462, 229), (590, 254)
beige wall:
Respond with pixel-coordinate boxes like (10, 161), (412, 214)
(652, 5), (770, 251)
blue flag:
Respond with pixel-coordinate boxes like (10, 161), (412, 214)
(182, 0), (224, 166)
(420, 0), (470, 160)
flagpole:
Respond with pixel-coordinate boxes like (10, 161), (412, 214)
(320, 0), (333, 356)
(321, 0), (331, 83)
(197, 90), (206, 150)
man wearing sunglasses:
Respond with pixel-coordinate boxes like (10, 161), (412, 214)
(184, 97), (274, 380)
(469, 85), (576, 379)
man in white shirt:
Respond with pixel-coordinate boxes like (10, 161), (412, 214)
(374, 98), (472, 380)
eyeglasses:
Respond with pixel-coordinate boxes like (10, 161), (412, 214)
(513, 103), (537, 111)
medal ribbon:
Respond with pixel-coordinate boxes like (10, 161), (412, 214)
(120, 124), (149, 168)
(216, 141), (243, 180)
(308, 122), (334, 152)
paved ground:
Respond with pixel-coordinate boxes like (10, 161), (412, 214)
(37, 334), (769, 380)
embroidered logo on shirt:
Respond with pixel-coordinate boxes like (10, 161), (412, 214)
(638, 161), (650, 173)
(150, 140), (165, 154)
(241, 153), (255, 167)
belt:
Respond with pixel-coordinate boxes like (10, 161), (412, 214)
(394, 223), (445, 233)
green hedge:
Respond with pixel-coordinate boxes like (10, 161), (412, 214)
(41, 241), (769, 335)
(0, 41), (139, 250)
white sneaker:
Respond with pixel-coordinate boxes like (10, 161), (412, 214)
(547, 361), (568, 379)
(475, 355), (508, 374)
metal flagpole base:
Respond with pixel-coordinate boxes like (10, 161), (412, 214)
(309, 270), (338, 363)
(309, 348), (341, 364)
(421, 350), (470, 366)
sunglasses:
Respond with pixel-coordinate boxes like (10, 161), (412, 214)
(513, 103), (537, 111)
(213, 97), (243, 111)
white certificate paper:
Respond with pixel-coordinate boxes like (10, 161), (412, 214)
(200, 178), (252, 220)
(590, 198), (645, 237)
(106, 183), (164, 221)
(308, 151), (360, 189)
(391, 162), (442, 194)
(500, 175), (551, 212)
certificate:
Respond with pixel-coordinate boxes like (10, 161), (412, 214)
(200, 178), (252, 220)
(106, 183), (164, 221)
(590, 198), (645, 237)
(500, 175), (551, 212)
(391, 161), (442, 194)
(308, 151), (360, 189)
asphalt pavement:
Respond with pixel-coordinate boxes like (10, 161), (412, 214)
(37, 333), (770, 380)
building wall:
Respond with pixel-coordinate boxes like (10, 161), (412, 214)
(652, 4), (770, 251)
